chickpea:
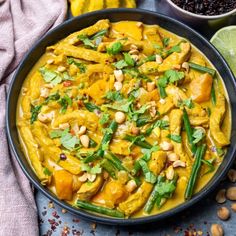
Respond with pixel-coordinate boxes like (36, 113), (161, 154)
(215, 189), (226, 204)
(217, 207), (230, 221)
(226, 186), (236, 200)
(210, 224), (224, 236)
(115, 111), (126, 124)
(231, 203), (236, 212)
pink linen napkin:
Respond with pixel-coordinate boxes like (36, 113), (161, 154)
(0, 0), (67, 235)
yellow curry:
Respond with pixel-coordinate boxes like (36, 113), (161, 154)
(17, 20), (231, 218)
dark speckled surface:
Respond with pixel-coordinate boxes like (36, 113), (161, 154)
(37, 1), (236, 235)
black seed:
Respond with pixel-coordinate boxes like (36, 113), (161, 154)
(60, 153), (67, 160)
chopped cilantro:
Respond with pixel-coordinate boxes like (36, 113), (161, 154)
(91, 29), (108, 40)
(107, 41), (123, 55)
(165, 70), (185, 83)
(178, 98), (194, 109)
(105, 91), (124, 101)
(67, 58), (86, 73)
(167, 134), (182, 143)
(30, 105), (42, 124)
(84, 102), (100, 112)
(39, 67), (63, 85)
(201, 158), (215, 176)
(192, 128), (205, 144)
(58, 94), (72, 113)
(78, 34), (96, 49)
(163, 37), (170, 47)
(43, 167), (52, 176)
(123, 53), (135, 66)
(114, 60), (128, 69)
(99, 113), (110, 125)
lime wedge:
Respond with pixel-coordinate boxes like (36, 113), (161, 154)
(210, 26), (236, 76)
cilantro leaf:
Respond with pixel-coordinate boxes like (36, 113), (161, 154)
(113, 60), (128, 69)
(178, 98), (194, 109)
(167, 134), (182, 143)
(165, 45), (181, 56)
(58, 94), (72, 113)
(123, 53), (135, 66)
(39, 67), (63, 85)
(163, 37), (170, 47)
(165, 70), (185, 84)
(192, 128), (205, 144)
(145, 119), (169, 136)
(157, 76), (169, 88)
(30, 105), (42, 124)
(43, 167), (52, 176)
(78, 34), (96, 49)
(91, 29), (108, 40)
(81, 163), (102, 175)
(84, 102), (100, 112)
(105, 91), (124, 101)
(99, 113), (110, 125)
(67, 58), (86, 73)
(201, 158), (215, 176)
(103, 99), (132, 113)
(107, 42), (123, 55)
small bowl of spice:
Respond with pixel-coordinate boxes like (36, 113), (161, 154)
(164, 0), (236, 34)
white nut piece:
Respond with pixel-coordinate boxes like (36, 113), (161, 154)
(160, 141), (174, 151)
(114, 81), (123, 91)
(129, 49), (139, 55)
(59, 123), (70, 130)
(80, 134), (90, 148)
(114, 70), (124, 82)
(46, 59), (54, 65)
(159, 98), (166, 104)
(173, 160), (186, 168)
(40, 87), (50, 98)
(78, 125), (87, 135)
(87, 173), (96, 182)
(78, 173), (88, 182)
(38, 113), (53, 123)
(167, 152), (179, 162)
(130, 44), (138, 50)
(166, 166), (175, 180)
(131, 54), (139, 62)
(115, 111), (126, 124)
(182, 62), (189, 72)
(44, 83), (54, 89)
(155, 54), (163, 64)
(125, 180), (137, 193)
(215, 189), (226, 204)
(57, 66), (66, 72)
(147, 82), (156, 92)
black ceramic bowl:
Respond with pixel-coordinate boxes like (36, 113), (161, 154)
(6, 9), (236, 225)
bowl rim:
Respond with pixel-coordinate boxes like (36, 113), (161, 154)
(165, 0), (236, 20)
(6, 8), (236, 225)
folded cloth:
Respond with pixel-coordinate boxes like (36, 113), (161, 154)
(0, 0), (67, 235)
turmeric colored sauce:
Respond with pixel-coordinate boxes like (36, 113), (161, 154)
(17, 20), (231, 218)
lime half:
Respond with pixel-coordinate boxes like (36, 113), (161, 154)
(210, 25), (236, 76)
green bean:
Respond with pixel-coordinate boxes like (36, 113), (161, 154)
(185, 144), (207, 200)
(158, 85), (167, 99)
(76, 200), (124, 218)
(89, 138), (97, 148)
(188, 62), (216, 77)
(211, 83), (216, 106)
(124, 135), (152, 149)
(183, 108), (196, 154)
(105, 152), (127, 171)
(137, 55), (156, 66)
(97, 120), (118, 157)
(101, 159), (117, 179)
(144, 176), (165, 213)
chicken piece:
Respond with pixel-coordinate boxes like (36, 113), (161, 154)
(169, 109), (189, 162)
(148, 151), (167, 175)
(166, 85), (188, 107)
(118, 181), (153, 216)
(210, 93), (230, 147)
(158, 42), (191, 72)
(92, 180), (128, 208)
(54, 44), (113, 64)
(54, 170), (73, 200)
(138, 88), (159, 105)
(77, 175), (103, 200)
(110, 140), (132, 156)
(189, 116), (209, 126)
(189, 73), (213, 102)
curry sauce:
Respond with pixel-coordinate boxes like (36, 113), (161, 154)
(17, 20), (231, 218)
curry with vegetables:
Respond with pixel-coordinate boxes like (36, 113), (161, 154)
(17, 20), (231, 218)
